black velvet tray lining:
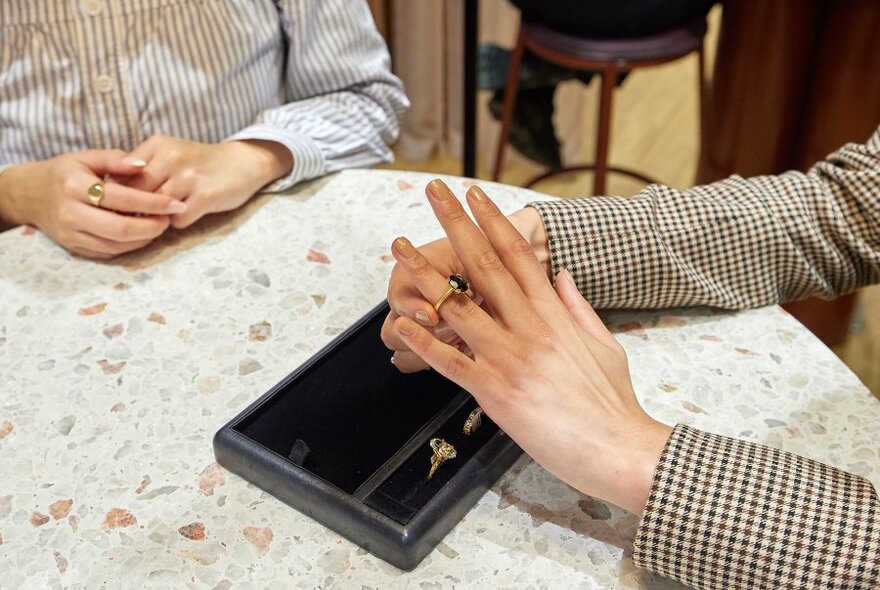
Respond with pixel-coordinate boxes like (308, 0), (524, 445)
(233, 309), (497, 524)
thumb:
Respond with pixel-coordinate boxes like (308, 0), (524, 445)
(554, 269), (617, 347)
(77, 149), (147, 176)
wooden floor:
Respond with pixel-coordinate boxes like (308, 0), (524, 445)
(383, 5), (879, 398)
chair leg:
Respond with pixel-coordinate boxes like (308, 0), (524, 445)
(492, 28), (526, 182)
(594, 66), (616, 195)
(697, 43), (708, 177)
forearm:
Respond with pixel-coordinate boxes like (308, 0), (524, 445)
(635, 425), (880, 589)
(528, 127), (880, 309)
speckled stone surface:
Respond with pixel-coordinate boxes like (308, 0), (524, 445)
(0, 170), (877, 589)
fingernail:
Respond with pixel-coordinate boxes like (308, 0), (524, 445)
(396, 319), (416, 336)
(468, 185), (486, 201)
(122, 156), (147, 167)
(561, 268), (576, 286)
(167, 200), (187, 214)
(415, 310), (430, 325)
(394, 237), (416, 258)
(427, 179), (451, 201)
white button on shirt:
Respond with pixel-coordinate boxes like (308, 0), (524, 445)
(80, 0), (103, 17)
(93, 75), (114, 94)
(0, 0), (408, 192)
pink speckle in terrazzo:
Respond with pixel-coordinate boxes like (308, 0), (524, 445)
(21, 226), (36, 236)
(735, 347), (760, 356)
(0, 420), (12, 439)
(97, 360), (126, 375)
(30, 511), (49, 527)
(113, 282), (130, 291)
(78, 302), (107, 316)
(68, 514), (79, 532)
(380, 254), (394, 263)
(699, 334), (723, 342)
(49, 499), (73, 520)
(135, 475), (151, 495)
(242, 526), (273, 556)
(101, 508), (137, 529)
(306, 249), (331, 264)
(110, 402), (126, 412)
(396, 179), (414, 191)
(657, 316), (687, 328)
(147, 312), (166, 324)
(178, 522), (206, 541)
(198, 462), (226, 496)
(613, 322), (648, 340)
(102, 323), (124, 339)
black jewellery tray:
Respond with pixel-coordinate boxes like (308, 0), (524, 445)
(213, 301), (522, 570)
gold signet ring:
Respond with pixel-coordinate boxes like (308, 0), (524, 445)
(433, 275), (469, 313)
(428, 438), (457, 479)
(87, 182), (105, 207)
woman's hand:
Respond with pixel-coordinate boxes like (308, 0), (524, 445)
(122, 135), (293, 229)
(0, 150), (182, 259)
(385, 179), (672, 515)
(382, 205), (551, 372)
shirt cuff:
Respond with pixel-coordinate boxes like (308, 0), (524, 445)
(225, 124), (326, 193)
(632, 424), (880, 589)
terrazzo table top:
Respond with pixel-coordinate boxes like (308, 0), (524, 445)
(1, 169), (878, 589)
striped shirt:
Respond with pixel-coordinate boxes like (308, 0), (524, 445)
(0, 0), (408, 191)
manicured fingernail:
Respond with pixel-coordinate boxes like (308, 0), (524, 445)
(427, 179), (451, 201)
(167, 200), (187, 214)
(123, 156), (147, 167)
(415, 310), (430, 325)
(396, 318), (416, 336)
(468, 185), (486, 201)
(394, 237), (416, 258)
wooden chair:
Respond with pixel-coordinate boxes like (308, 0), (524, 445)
(492, 16), (709, 194)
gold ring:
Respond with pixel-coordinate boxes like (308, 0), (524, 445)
(428, 438), (457, 479)
(87, 182), (105, 207)
(463, 406), (483, 435)
(433, 275), (469, 313)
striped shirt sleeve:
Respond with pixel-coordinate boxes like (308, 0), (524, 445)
(227, 0), (409, 192)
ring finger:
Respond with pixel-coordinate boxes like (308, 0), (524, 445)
(391, 236), (501, 354)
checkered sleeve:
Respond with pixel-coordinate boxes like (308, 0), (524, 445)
(633, 425), (880, 589)
(528, 126), (880, 309)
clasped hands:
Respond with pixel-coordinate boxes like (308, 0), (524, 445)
(0, 136), (291, 259)
(382, 180), (673, 515)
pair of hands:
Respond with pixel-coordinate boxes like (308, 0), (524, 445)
(0, 136), (292, 259)
(382, 180), (672, 515)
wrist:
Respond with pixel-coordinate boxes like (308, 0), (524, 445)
(612, 419), (673, 515)
(0, 163), (34, 227)
(228, 140), (294, 190)
(508, 206), (551, 278)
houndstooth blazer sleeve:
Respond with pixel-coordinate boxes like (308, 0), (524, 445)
(528, 127), (880, 589)
(529, 127), (880, 311)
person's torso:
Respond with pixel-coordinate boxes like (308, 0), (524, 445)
(0, 0), (287, 164)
